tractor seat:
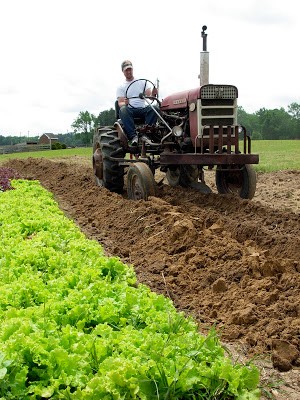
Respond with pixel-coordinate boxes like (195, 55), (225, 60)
(115, 100), (145, 125)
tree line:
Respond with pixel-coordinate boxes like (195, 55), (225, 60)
(0, 103), (299, 147)
(238, 102), (300, 140)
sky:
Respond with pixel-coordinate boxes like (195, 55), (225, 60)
(0, 0), (299, 137)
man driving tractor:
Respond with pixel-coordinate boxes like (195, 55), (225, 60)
(116, 60), (158, 146)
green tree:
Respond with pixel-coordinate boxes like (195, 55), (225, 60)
(237, 107), (261, 139)
(255, 107), (293, 140)
(287, 102), (300, 139)
(238, 103), (300, 140)
(71, 111), (97, 145)
(0, 135), (28, 146)
(97, 108), (116, 126)
(288, 102), (300, 120)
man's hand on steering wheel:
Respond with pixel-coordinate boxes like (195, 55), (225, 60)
(125, 79), (157, 109)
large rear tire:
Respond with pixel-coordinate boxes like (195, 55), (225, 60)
(215, 164), (257, 199)
(92, 128), (125, 193)
(127, 162), (156, 200)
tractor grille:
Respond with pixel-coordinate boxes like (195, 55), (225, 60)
(199, 86), (237, 128)
(200, 85), (238, 99)
(202, 107), (234, 116)
(202, 117), (235, 126)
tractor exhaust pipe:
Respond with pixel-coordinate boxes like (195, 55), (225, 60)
(199, 25), (209, 86)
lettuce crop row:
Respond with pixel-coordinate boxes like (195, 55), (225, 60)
(0, 180), (260, 399)
(0, 167), (22, 192)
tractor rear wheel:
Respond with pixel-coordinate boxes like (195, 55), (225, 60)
(215, 164), (257, 199)
(127, 162), (156, 200)
(92, 128), (125, 193)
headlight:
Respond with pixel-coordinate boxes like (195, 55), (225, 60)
(172, 126), (183, 137)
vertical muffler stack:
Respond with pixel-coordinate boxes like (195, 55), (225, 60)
(199, 25), (209, 86)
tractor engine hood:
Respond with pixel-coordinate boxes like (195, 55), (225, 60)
(160, 84), (239, 112)
(160, 88), (201, 111)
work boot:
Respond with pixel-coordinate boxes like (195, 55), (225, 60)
(129, 135), (138, 146)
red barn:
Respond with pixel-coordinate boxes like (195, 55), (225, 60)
(39, 133), (58, 147)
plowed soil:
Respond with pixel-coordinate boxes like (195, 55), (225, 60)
(3, 156), (300, 399)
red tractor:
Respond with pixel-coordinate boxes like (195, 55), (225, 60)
(93, 26), (259, 200)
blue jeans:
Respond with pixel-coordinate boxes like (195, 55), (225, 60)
(119, 105), (158, 140)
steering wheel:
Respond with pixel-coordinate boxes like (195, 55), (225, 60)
(125, 79), (157, 109)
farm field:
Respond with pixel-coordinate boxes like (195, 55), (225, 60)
(2, 150), (300, 398)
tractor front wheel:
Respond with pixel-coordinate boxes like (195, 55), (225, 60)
(127, 162), (156, 200)
(166, 165), (199, 187)
(166, 167), (181, 187)
(215, 164), (257, 199)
